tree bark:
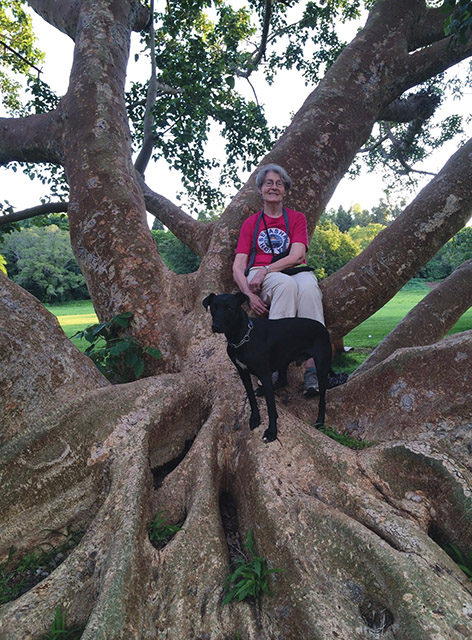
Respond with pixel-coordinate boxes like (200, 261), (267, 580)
(0, 272), (108, 442)
(321, 138), (472, 339)
(326, 330), (472, 471)
(1, 291), (471, 638)
(353, 259), (472, 376)
(1, 1), (472, 638)
(61, 0), (183, 366)
(0, 113), (63, 164)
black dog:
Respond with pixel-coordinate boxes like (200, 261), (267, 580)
(202, 292), (332, 443)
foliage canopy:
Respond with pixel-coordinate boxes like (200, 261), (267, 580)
(4, 0), (471, 211)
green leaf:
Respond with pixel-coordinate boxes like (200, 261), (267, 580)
(124, 351), (139, 366)
(112, 311), (133, 328)
(132, 360), (145, 379)
(146, 346), (162, 359)
(109, 340), (133, 355)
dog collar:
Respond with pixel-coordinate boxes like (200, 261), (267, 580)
(227, 318), (253, 349)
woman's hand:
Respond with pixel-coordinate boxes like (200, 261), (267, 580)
(248, 268), (266, 293)
(232, 254), (268, 315)
(248, 292), (269, 316)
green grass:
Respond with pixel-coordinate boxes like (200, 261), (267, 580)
(148, 512), (183, 549)
(222, 530), (282, 606)
(43, 606), (84, 640)
(344, 280), (472, 351)
(47, 282), (472, 361)
(0, 528), (83, 606)
(318, 426), (372, 450)
(45, 300), (97, 351)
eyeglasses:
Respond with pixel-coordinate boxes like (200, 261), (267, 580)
(263, 180), (284, 187)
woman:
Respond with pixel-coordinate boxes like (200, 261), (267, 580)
(232, 163), (325, 396)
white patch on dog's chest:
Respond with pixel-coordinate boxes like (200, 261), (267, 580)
(235, 358), (248, 370)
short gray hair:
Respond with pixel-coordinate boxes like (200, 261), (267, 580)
(255, 164), (292, 192)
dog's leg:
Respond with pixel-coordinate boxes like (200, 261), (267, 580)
(314, 384), (327, 427)
(259, 372), (278, 443)
(237, 367), (261, 431)
(312, 342), (331, 428)
(273, 365), (288, 391)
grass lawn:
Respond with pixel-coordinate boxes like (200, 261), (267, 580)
(47, 281), (472, 369)
(344, 279), (472, 348)
(334, 279), (472, 372)
(45, 299), (98, 350)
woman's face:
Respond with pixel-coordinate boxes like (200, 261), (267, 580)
(260, 170), (286, 206)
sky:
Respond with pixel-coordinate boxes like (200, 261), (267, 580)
(1, 4), (471, 224)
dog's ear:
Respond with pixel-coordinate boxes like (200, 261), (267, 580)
(202, 293), (215, 310)
(235, 292), (249, 307)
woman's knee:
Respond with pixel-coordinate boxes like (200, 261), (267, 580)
(274, 274), (297, 295)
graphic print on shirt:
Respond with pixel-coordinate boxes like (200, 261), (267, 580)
(257, 227), (289, 255)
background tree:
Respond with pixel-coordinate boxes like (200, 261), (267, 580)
(346, 222), (386, 251)
(307, 219), (359, 278)
(331, 204), (354, 232)
(1, 1), (472, 639)
(1, 222), (88, 302)
(0, 0), (44, 112)
(418, 225), (472, 280)
(151, 228), (201, 273)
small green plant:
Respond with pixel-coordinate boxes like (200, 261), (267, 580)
(148, 511), (183, 545)
(0, 528), (83, 606)
(444, 543), (472, 581)
(72, 311), (161, 382)
(44, 606), (83, 639)
(222, 530), (282, 606)
(319, 426), (373, 450)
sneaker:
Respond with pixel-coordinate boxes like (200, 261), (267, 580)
(257, 372), (278, 387)
(256, 372), (278, 396)
(303, 367), (319, 397)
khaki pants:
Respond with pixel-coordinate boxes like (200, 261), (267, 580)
(247, 268), (324, 324)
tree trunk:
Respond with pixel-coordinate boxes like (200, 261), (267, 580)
(1, 1), (472, 638)
(1, 275), (472, 639)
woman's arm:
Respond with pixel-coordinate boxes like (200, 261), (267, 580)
(233, 253), (269, 316)
(264, 242), (306, 273)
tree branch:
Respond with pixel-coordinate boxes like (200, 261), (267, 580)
(381, 122), (437, 176)
(139, 176), (213, 257)
(134, 0), (157, 175)
(27, 0), (150, 40)
(0, 37), (42, 76)
(129, 0), (151, 32)
(0, 111), (64, 165)
(352, 258), (472, 377)
(322, 136), (472, 340)
(364, 91), (441, 178)
(27, 0), (81, 40)
(405, 34), (472, 89)
(235, 0), (272, 79)
(378, 91), (441, 123)
(0, 201), (67, 225)
(409, 6), (450, 50)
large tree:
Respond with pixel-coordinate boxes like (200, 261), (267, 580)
(1, 1), (472, 638)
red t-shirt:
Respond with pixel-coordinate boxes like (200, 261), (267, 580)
(236, 208), (309, 267)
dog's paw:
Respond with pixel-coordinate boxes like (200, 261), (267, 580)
(249, 414), (261, 430)
(262, 429), (277, 443)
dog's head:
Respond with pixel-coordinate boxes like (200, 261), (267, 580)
(202, 292), (248, 333)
